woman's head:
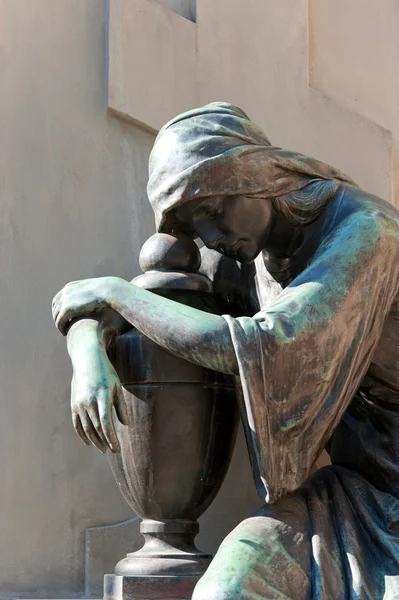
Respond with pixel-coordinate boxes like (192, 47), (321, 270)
(147, 102), (355, 261)
(175, 194), (275, 263)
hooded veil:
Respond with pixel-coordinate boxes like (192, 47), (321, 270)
(147, 103), (399, 505)
(147, 102), (355, 233)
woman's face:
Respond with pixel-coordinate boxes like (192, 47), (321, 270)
(175, 195), (275, 263)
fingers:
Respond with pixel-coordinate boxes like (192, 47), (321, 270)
(52, 279), (106, 334)
(98, 392), (121, 453)
(114, 385), (130, 426)
(52, 289), (67, 323)
(52, 281), (80, 312)
(73, 397), (124, 454)
(72, 404), (117, 454)
(72, 413), (91, 447)
(52, 283), (81, 334)
(52, 296), (60, 323)
(56, 308), (74, 336)
(86, 402), (111, 450)
(69, 363), (128, 454)
(52, 294), (72, 335)
(80, 409), (107, 454)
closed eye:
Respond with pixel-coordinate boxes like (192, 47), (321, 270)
(208, 208), (224, 219)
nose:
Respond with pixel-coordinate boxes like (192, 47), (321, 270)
(197, 222), (222, 250)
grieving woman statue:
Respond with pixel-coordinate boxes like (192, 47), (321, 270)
(52, 103), (399, 598)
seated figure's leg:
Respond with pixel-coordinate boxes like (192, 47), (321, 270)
(192, 493), (310, 600)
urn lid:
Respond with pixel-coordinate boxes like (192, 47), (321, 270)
(132, 233), (212, 295)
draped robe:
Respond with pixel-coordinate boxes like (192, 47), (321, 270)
(193, 187), (399, 599)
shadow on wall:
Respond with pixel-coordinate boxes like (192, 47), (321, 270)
(154, 0), (196, 22)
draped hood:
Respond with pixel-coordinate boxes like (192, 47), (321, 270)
(147, 102), (355, 233)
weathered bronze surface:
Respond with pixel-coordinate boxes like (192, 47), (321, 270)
(53, 103), (399, 598)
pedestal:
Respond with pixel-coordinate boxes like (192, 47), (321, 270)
(104, 573), (199, 600)
(104, 520), (211, 600)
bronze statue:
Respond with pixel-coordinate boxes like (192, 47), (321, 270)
(52, 103), (399, 598)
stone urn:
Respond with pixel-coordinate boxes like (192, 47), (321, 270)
(104, 233), (240, 600)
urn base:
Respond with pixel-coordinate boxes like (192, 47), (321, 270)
(104, 573), (200, 600)
(104, 519), (211, 600)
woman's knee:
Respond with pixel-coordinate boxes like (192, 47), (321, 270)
(192, 502), (310, 600)
(191, 579), (241, 600)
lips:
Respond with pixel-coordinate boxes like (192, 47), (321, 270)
(218, 242), (241, 255)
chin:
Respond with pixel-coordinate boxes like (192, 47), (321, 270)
(234, 248), (258, 264)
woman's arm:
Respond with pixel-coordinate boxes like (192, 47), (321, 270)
(52, 277), (239, 375)
(53, 279), (239, 453)
(65, 317), (130, 453)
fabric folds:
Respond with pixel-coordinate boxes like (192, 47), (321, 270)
(147, 102), (355, 233)
(224, 211), (399, 503)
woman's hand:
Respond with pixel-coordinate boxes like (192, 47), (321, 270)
(52, 277), (128, 334)
(70, 342), (129, 453)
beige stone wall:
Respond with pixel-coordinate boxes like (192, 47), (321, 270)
(0, 0), (153, 595)
(309, 0), (399, 205)
(0, 1), (258, 596)
(109, 0), (397, 206)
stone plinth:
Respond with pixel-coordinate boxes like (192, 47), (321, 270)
(104, 573), (198, 600)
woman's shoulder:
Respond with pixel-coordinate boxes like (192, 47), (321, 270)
(333, 184), (399, 242)
(338, 183), (398, 219)
(304, 185), (399, 277)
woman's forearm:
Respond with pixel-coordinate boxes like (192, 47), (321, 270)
(66, 309), (132, 365)
(109, 282), (239, 375)
(53, 277), (239, 375)
(67, 319), (107, 370)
